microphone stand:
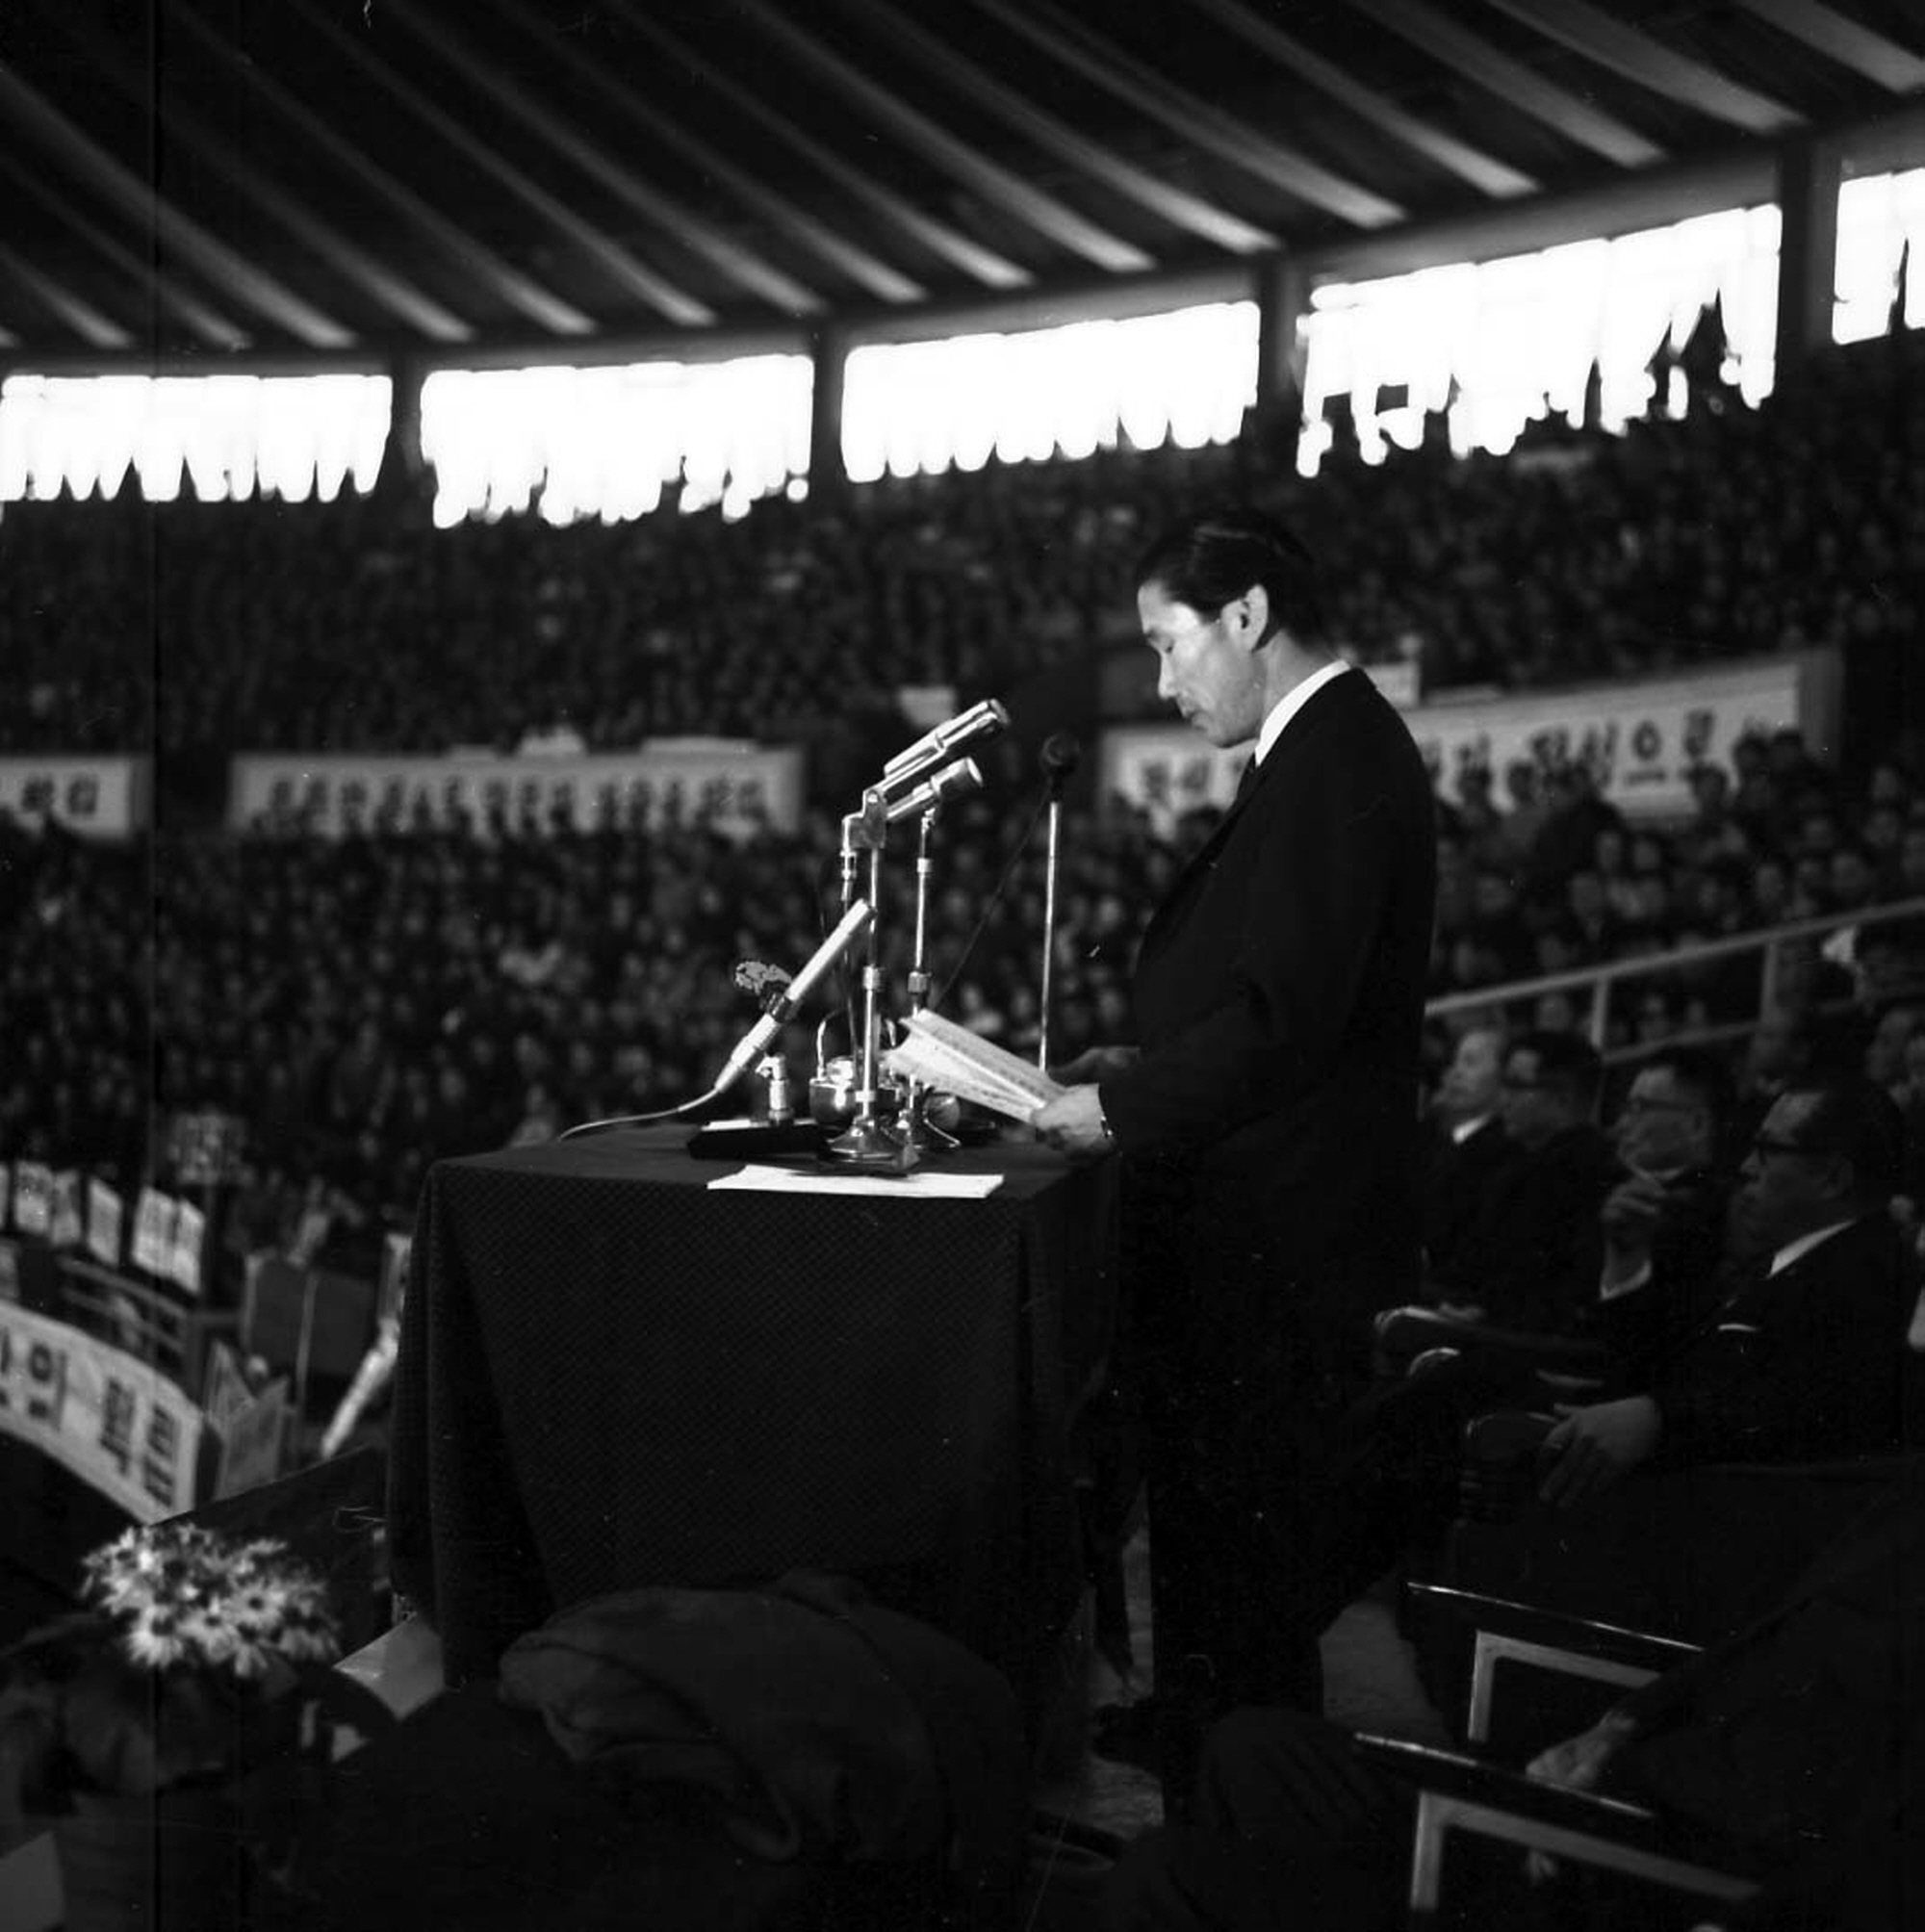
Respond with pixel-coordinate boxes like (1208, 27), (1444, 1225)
(894, 804), (957, 1154)
(1038, 768), (1068, 1070)
(829, 789), (915, 1170)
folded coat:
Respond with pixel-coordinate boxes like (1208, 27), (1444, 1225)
(498, 1568), (1029, 1915)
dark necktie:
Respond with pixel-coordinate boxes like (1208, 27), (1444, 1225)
(1234, 756), (1259, 804)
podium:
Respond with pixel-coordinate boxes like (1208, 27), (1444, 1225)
(387, 1126), (1116, 1730)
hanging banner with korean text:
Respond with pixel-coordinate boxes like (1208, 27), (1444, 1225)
(1099, 651), (1838, 829)
(227, 743), (806, 842)
(87, 1179), (124, 1270)
(0, 758), (149, 839)
(12, 1164), (53, 1239)
(0, 1302), (203, 1521)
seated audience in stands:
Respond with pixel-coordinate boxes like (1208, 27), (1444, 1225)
(1101, 1481), (1925, 1932)
(1537, 1074), (1918, 1508)
(1424, 1029), (1615, 1331)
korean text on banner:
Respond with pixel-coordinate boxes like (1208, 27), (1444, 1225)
(228, 744), (806, 842)
(0, 1302), (203, 1521)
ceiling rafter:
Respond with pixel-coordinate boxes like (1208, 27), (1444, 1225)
(1734, 0), (1925, 93)
(1348, 0), (1667, 168)
(1480, 0), (1803, 136)
(167, 4), (595, 340)
(842, 0), (1277, 254)
(0, 239), (137, 352)
(1189, 0), (1539, 201)
(972, 0), (1406, 227)
(480, 0), (926, 308)
(609, 0), (1032, 294)
(735, 0), (1156, 275)
(285, 0), (717, 329)
(0, 154), (250, 350)
(0, 61), (355, 348)
(380, 0), (825, 318)
(45, 7), (472, 347)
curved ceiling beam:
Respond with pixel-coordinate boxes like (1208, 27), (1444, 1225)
(0, 241), (137, 352)
(976, 0), (1405, 225)
(0, 62), (354, 348)
(0, 155), (250, 350)
(736, 0), (1155, 274)
(1348, 0), (1666, 168)
(1481, 0), (1802, 135)
(843, 0), (1276, 253)
(610, 1), (1029, 293)
(1188, 0), (1538, 201)
(167, 4), (592, 339)
(381, 0), (823, 317)
(285, 0), (716, 328)
(1735, 0), (1925, 93)
(480, 0), (924, 306)
(42, 7), (472, 346)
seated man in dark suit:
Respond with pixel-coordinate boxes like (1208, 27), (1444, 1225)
(1101, 1481), (1925, 1932)
(1327, 1076), (1915, 1619)
(1426, 1029), (1617, 1331)
(1418, 1019), (1514, 1290)
(1538, 1072), (1918, 1507)
(1584, 1042), (1737, 1377)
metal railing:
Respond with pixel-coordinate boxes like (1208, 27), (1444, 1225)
(1424, 894), (1925, 1061)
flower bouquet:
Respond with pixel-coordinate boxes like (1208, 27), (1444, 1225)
(0, 1520), (370, 1931)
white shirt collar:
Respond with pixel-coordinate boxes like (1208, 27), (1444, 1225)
(1768, 1219), (1857, 1277)
(1253, 659), (1348, 767)
(1450, 1110), (1498, 1145)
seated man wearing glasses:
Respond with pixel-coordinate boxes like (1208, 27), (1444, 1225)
(1584, 1043), (1738, 1376)
(1538, 1072), (1919, 1507)
(1425, 1030), (1616, 1331)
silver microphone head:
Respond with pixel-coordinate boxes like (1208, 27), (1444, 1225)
(885, 757), (983, 824)
(877, 699), (1011, 794)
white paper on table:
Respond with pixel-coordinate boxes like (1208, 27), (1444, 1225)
(706, 1163), (1004, 1199)
(884, 1010), (1065, 1122)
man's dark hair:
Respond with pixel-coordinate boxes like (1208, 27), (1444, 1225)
(1639, 1043), (1736, 1134)
(1511, 1028), (1603, 1116)
(1133, 505), (1325, 644)
(1784, 1074), (1905, 1202)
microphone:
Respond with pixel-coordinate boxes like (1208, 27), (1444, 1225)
(716, 897), (874, 1086)
(884, 756), (982, 825)
(1040, 732), (1081, 795)
(877, 699), (1010, 800)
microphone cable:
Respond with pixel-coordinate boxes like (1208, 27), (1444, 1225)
(927, 783), (1052, 1017)
(556, 1083), (727, 1142)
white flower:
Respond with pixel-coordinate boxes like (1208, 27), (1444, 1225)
(81, 1523), (340, 1680)
(123, 1610), (188, 1670)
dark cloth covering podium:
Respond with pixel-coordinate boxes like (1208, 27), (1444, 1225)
(386, 1126), (1116, 1724)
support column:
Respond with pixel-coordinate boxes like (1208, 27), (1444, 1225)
(1774, 135), (1842, 377)
(1254, 248), (1310, 427)
(381, 348), (425, 497)
(808, 322), (848, 495)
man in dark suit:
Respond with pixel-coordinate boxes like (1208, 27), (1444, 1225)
(1537, 1072), (1919, 1505)
(1419, 1019), (1514, 1289)
(1031, 506), (1437, 1810)
(1100, 1476), (1925, 1932)
(1585, 1042), (1736, 1376)
(1427, 1029), (1617, 1331)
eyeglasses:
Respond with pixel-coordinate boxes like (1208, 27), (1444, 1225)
(1748, 1132), (1829, 1162)
(1618, 1095), (1699, 1120)
(1499, 1073), (1543, 1092)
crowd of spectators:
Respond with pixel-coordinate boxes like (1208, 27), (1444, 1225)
(1, 323), (1919, 767)
(6, 712), (1925, 1274)
(5, 322), (1925, 1281)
